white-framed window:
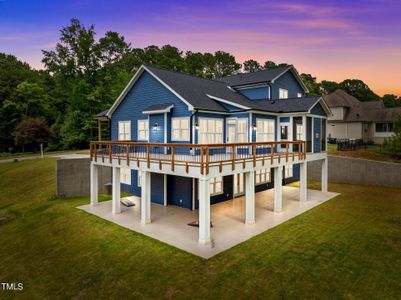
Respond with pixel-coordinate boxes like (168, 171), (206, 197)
(255, 169), (271, 185)
(375, 123), (393, 133)
(297, 92), (303, 98)
(210, 176), (223, 195)
(120, 168), (131, 185)
(256, 119), (275, 142)
(137, 119), (149, 141)
(118, 121), (131, 140)
(279, 88), (288, 99)
(237, 118), (248, 142)
(296, 123), (303, 140)
(172, 117), (190, 141)
(285, 165), (293, 178)
(137, 171), (142, 187)
(199, 118), (223, 144)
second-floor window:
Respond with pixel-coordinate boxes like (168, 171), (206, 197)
(137, 119), (149, 141)
(279, 88), (288, 99)
(118, 121), (131, 140)
(256, 119), (275, 142)
(172, 117), (190, 141)
(199, 118), (223, 144)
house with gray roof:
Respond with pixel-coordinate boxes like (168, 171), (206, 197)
(90, 64), (331, 246)
(323, 89), (401, 144)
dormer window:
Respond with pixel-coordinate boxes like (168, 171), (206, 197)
(279, 88), (288, 99)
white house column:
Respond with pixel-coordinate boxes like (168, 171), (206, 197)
(198, 178), (211, 244)
(299, 162), (308, 201)
(245, 171), (255, 224)
(321, 158), (328, 193)
(112, 167), (121, 214)
(90, 163), (98, 206)
(302, 115), (307, 153)
(273, 166), (283, 212)
(141, 171), (151, 224)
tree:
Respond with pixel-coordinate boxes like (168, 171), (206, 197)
(383, 113), (401, 158)
(243, 59), (262, 72)
(184, 51), (208, 77)
(300, 73), (321, 96)
(263, 60), (278, 69)
(212, 51), (241, 77)
(382, 94), (401, 108)
(321, 80), (340, 94)
(14, 118), (54, 152)
(339, 79), (380, 101)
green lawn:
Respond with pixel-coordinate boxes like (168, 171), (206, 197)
(327, 143), (400, 163)
(1, 159), (400, 299)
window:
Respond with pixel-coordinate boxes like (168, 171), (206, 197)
(375, 123), (393, 133)
(118, 121), (131, 140)
(120, 168), (131, 185)
(256, 169), (271, 185)
(256, 119), (275, 142)
(172, 117), (190, 141)
(279, 88), (288, 99)
(285, 165), (293, 178)
(210, 176), (223, 195)
(297, 92), (303, 98)
(237, 119), (248, 142)
(296, 124), (303, 140)
(137, 119), (149, 141)
(199, 118), (223, 144)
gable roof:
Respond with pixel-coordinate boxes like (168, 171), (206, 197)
(323, 89), (400, 122)
(106, 64), (324, 117)
(214, 65), (309, 93)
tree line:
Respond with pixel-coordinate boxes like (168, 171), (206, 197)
(1, 18), (400, 152)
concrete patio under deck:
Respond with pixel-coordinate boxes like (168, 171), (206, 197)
(78, 186), (339, 258)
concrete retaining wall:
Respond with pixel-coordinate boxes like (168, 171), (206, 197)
(308, 156), (401, 188)
(56, 158), (112, 198)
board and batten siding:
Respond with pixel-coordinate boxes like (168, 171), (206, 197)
(237, 86), (269, 100)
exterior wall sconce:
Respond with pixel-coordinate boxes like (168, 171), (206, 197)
(252, 123), (257, 131)
(153, 122), (158, 131)
(195, 122), (199, 130)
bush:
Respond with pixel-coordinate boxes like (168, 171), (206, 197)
(383, 134), (401, 159)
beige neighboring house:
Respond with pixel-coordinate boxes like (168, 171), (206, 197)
(323, 89), (401, 144)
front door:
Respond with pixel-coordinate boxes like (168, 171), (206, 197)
(233, 173), (244, 197)
(279, 123), (289, 152)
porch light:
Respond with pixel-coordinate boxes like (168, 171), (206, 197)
(153, 122), (158, 131)
(195, 122), (199, 130)
(252, 123), (257, 130)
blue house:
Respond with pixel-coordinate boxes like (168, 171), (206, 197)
(91, 64), (331, 244)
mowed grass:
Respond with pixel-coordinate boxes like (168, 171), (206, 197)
(0, 159), (401, 299)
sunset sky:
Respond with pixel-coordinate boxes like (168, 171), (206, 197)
(1, 0), (400, 96)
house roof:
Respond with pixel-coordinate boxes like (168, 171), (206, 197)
(323, 89), (401, 123)
(94, 109), (109, 118)
(214, 65), (309, 92)
(143, 103), (174, 114)
(105, 64), (328, 117)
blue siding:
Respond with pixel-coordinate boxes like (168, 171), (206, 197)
(280, 117), (290, 123)
(310, 102), (327, 117)
(238, 86), (268, 100)
(149, 114), (165, 143)
(167, 175), (192, 209)
(313, 118), (321, 153)
(151, 173), (164, 205)
(271, 71), (304, 99)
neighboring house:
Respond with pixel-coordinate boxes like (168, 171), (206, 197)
(323, 89), (401, 144)
(91, 64), (331, 244)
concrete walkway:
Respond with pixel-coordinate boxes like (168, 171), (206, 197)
(78, 186), (339, 258)
(0, 152), (89, 163)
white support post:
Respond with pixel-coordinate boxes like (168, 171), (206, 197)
(245, 171), (255, 224)
(299, 162), (308, 201)
(90, 163), (98, 206)
(198, 178), (211, 245)
(141, 171), (151, 224)
(112, 167), (121, 214)
(321, 158), (328, 193)
(302, 115), (307, 153)
(273, 166), (283, 212)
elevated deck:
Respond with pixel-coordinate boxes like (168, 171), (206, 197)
(90, 140), (326, 178)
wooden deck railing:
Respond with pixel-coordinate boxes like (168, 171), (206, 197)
(90, 140), (307, 175)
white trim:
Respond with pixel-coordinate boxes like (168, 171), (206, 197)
(107, 65), (193, 117)
(198, 117), (224, 144)
(137, 119), (149, 141)
(311, 117), (314, 153)
(164, 174), (167, 206)
(308, 97), (332, 117)
(279, 88), (289, 99)
(210, 176), (224, 196)
(249, 112), (253, 142)
(164, 112), (167, 143)
(143, 104), (174, 114)
(171, 117), (191, 141)
(235, 83), (268, 89)
(206, 94), (250, 110)
(255, 118), (275, 142)
(118, 120), (131, 141)
(192, 178), (196, 211)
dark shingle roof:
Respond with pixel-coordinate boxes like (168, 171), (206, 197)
(94, 109), (109, 117)
(324, 89), (400, 122)
(143, 103), (173, 113)
(214, 66), (292, 86)
(252, 97), (322, 113)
